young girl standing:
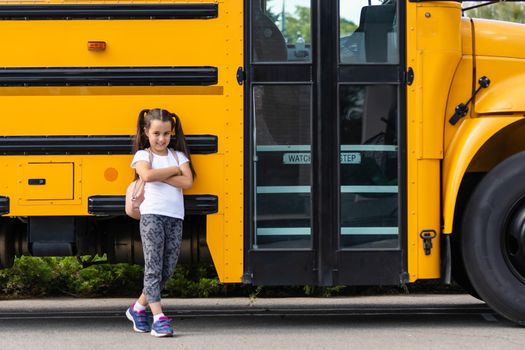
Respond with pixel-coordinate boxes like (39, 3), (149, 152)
(126, 108), (195, 337)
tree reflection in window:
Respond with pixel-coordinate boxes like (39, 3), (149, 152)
(253, 0), (311, 62)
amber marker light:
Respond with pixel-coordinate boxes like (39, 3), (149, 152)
(104, 168), (118, 182)
(88, 41), (107, 51)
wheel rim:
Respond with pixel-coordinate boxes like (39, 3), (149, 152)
(504, 198), (525, 283)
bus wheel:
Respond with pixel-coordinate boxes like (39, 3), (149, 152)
(0, 219), (15, 269)
(451, 232), (480, 300)
(462, 151), (525, 325)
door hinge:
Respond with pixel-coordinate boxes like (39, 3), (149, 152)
(405, 67), (414, 86)
(236, 66), (245, 86)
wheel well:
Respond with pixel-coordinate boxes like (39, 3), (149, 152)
(455, 120), (525, 231)
(450, 119), (525, 292)
(452, 119), (525, 260)
(467, 119), (525, 173)
(453, 173), (485, 236)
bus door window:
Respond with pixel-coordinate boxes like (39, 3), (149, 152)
(340, 0), (398, 64)
(339, 85), (399, 249)
(253, 85), (312, 249)
(252, 0), (311, 62)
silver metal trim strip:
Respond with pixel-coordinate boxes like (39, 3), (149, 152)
(256, 227), (311, 236)
(341, 227), (399, 235)
(340, 186), (398, 193)
(256, 186), (311, 194)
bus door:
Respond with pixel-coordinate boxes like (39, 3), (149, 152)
(247, 0), (406, 285)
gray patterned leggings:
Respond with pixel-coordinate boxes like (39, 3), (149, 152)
(140, 214), (183, 303)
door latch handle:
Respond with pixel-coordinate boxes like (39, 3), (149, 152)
(420, 229), (437, 255)
(28, 178), (46, 185)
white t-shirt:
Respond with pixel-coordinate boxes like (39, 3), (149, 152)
(131, 149), (189, 219)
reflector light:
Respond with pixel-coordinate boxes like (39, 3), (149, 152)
(88, 41), (107, 51)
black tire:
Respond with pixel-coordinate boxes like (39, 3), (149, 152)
(451, 233), (481, 300)
(452, 173), (485, 300)
(462, 151), (525, 325)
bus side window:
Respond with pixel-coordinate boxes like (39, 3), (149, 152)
(340, 2), (398, 64)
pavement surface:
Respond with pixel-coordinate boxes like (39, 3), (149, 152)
(0, 294), (523, 350)
(0, 293), (488, 312)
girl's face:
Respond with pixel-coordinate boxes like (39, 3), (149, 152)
(145, 119), (173, 154)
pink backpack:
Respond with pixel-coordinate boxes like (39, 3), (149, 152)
(125, 149), (153, 220)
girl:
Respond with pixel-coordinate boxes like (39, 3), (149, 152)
(125, 108), (195, 337)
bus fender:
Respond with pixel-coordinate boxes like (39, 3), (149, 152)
(442, 116), (524, 234)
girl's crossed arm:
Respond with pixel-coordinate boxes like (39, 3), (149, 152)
(135, 160), (181, 183)
(163, 162), (193, 190)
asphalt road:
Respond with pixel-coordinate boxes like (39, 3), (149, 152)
(0, 294), (523, 350)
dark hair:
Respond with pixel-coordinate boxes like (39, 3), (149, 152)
(133, 108), (196, 178)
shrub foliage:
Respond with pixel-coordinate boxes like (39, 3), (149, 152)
(0, 256), (222, 298)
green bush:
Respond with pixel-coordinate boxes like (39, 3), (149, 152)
(0, 256), (224, 298)
(3, 256), (55, 296)
(163, 264), (221, 298)
(74, 262), (143, 297)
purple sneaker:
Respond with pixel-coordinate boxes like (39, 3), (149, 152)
(151, 316), (174, 337)
(125, 304), (151, 333)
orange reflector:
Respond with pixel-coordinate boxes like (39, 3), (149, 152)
(88, 41), (106, 51)
(104, 168), (118, 182)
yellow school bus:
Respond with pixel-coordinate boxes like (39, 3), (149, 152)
(1, 0), (525, 324)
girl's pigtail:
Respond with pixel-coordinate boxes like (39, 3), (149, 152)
(171, 112), (196, 178)
(133, 109), (149, 152)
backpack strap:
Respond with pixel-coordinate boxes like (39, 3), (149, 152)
(147, 148), (153, 163)
(169, 148), (180, 165)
